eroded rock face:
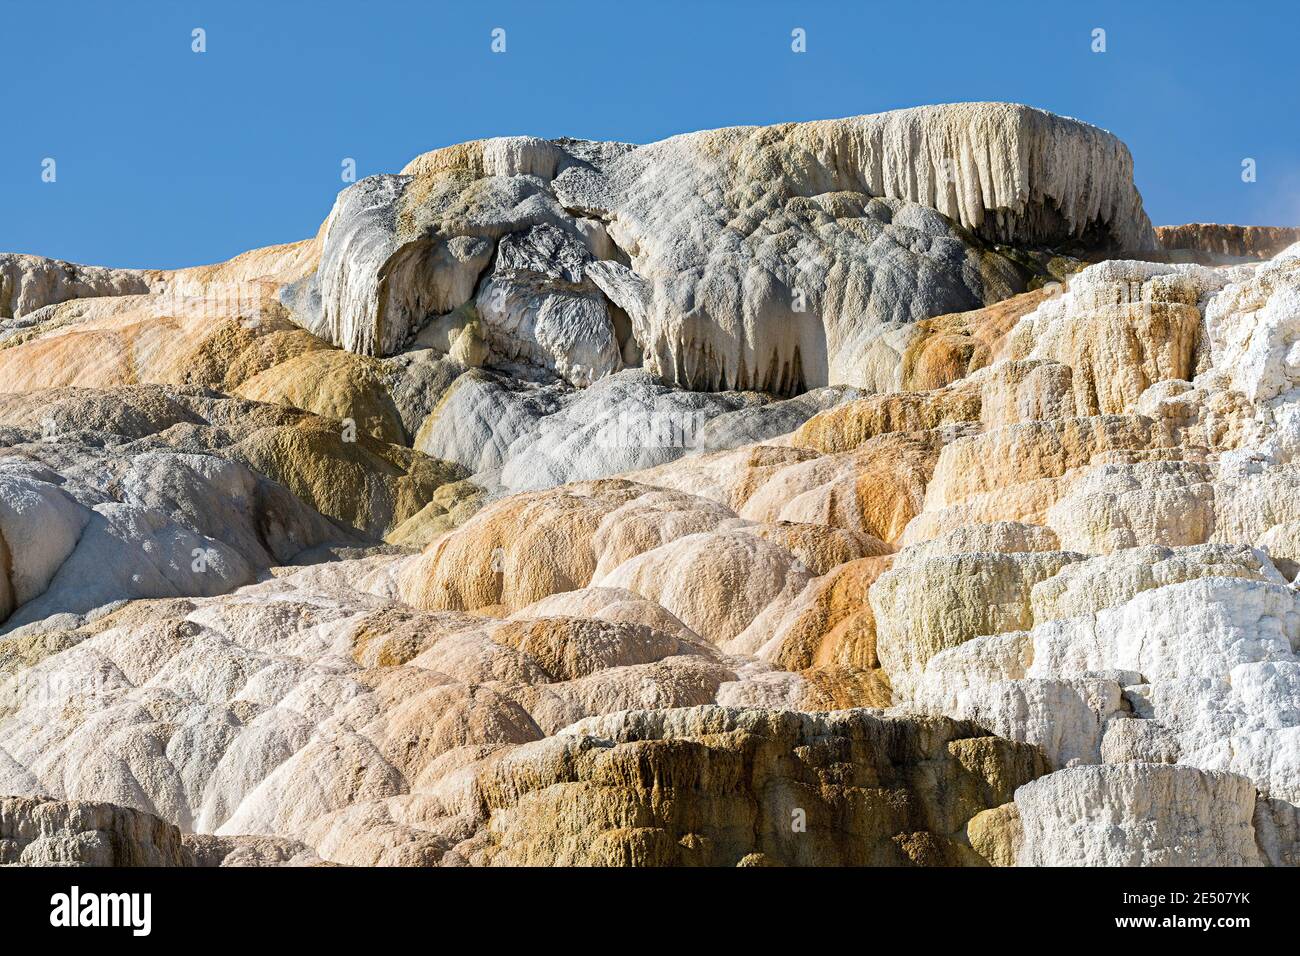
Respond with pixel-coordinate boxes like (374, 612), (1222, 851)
(0, 794), (327, 866)
(0, 254), (153, 320)
(453, 707), (1048, 866)
(0, 794), (191, 866)
(281, 103), (1153, 397)
(1158, 224), (1300, 261)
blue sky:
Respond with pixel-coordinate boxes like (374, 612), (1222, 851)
(4, 0), (1298, 269)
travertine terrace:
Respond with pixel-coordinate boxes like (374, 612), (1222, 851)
(1, 103), (1296, 867)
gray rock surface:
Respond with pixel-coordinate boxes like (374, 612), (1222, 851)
(414, 368), (861, 493)
(0, 386), (385, 630)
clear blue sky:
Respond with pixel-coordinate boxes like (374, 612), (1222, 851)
(4, 0), (1298, 269)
